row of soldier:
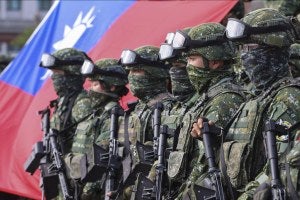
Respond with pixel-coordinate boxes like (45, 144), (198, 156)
(25, 8), (300, 200)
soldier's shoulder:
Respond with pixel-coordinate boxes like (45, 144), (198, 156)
(272, 85), (300, 105)
(211, 90), (245, 105)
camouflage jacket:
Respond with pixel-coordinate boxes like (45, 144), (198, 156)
(50, 90), (92, 155)
(223, 77), (300, 195)
(172, 77), (246, 200)
(236, 78), (300, 200)
(238, 130), (300, 200)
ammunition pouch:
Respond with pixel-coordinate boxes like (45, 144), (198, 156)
(223, 141), (249, 189)
(168, 151), (187, 182)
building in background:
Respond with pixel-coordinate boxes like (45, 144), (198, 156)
(0, 0), (52, 57)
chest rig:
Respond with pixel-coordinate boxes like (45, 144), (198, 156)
(71, 101), (117, 154)
(50, 92), (79, 154)
(167, 78), (246, 183)
(223, 77), (300, 191)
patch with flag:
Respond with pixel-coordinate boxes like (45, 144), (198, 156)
(0, 0), (237, 198)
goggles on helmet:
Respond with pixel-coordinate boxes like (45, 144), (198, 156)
(225, 18), (292, 41)
(159, 43), (182, 60)
(120, 49), (164, 67)
(165, 32), (175, 45)
(81, 60), (127, 79)
(172, 30), (226, 50)
(40, 53), (84, 69)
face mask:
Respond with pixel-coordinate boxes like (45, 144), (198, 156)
(186, 64), (228, 93)
(51, 74), (84, 96)
(170, 66), (195, 102)
(88, 90), (111, 106)
(128, 73), (167, 102)
(241, 45), (289, 90)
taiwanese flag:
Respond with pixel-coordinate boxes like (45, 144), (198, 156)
(0, 1), (237, 199)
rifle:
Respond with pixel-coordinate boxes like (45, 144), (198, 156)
(105, 106), (124, 200)
(155, 124), (168, 200)
(264, 120), (287, 200)
(152, 102), (164, 159)
(134, 102), (164, 169)
(193, 121), (226, 200)
(132, 125), (169, 200)
(48, 129), (73, 200)
(123, 102), (164, 188)
(24, 107), (72, 200)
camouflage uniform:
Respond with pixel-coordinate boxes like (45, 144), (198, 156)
(223, 8), (300, 198)
(40, 48), (93, 200)
(172, 23), (246, 200)
(48, 48), (92, 155)
(238, 131), (300, 200)
(64, 58), (129, 200)
(119, 45), (178, 199)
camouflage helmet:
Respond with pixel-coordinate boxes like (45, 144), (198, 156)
(133, 45), (169, 78)
(93, 58), (128, 86)
(242, 8), (295, 47)
(188, 22), (236, 60)
(52, 48), (88, 75)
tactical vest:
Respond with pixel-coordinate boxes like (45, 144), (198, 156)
(223, 77), (300, 191)
(131, 93), (175, 144)
(71, 101), (118, 154)
(168, 78), (246, 183)
(50, 91), (82, 154)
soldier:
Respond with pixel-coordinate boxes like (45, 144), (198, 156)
(119, 45), (176, 198)
(192, 8), (300, 198)
(64, 58), (129, 200)
(289, 43), (300, 78)
(39, 48), (93, 199)
(168, 22), (246, 199)
(40, 48), (92, 155)
(159, 28), (196, 104)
